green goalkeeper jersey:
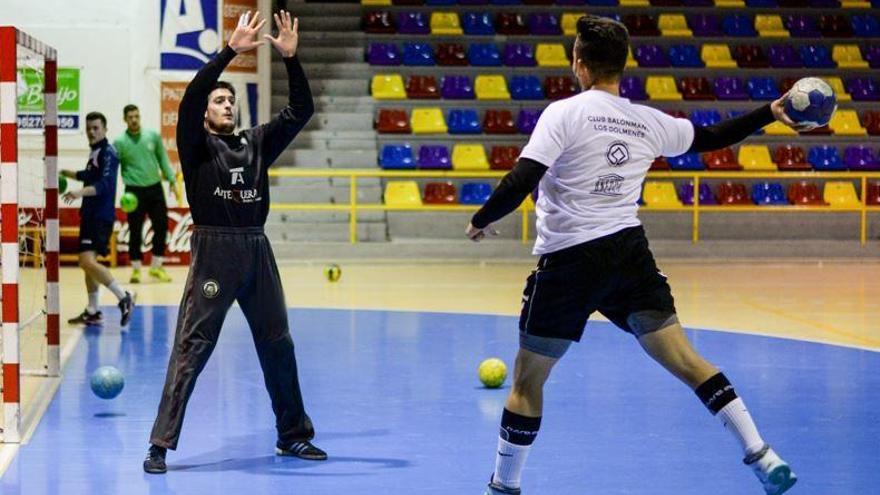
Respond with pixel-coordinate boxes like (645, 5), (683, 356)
(113, 129), (176, 187)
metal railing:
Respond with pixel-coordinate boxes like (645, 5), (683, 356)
(268, 169), (880, 245)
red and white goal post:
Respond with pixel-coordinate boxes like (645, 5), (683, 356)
(0, 26), (61, 443)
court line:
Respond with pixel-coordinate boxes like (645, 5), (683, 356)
(741, 298), (880, 349)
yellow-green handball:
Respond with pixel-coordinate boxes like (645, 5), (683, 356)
(478, 358), (507, 389)
(324, 263), (342, 282)
(120, 192), (139, 213)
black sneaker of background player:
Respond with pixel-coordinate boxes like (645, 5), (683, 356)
(118, 292), (136, 326)
(67, 309), (104, 326)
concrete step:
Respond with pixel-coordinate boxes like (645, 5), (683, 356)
(273, 149), (378, 168)
(296, 16), (361, 32)
(299, 112), (374, 132)
(297, 47), (364, 64)
(285, 3), (361, 18)
(266, 221), (387, 242)
(277, 62), (370, 80)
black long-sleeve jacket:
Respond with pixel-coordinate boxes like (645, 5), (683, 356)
(176, 46), (314, 227)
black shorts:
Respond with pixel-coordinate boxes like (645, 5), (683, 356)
(519, 226), (676, 341)
(78, 220), (114, 256)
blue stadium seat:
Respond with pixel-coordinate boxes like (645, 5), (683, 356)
(468, 43), (501, 66)
(380, 144), (416, 169)
(462, 12), (495, 35)
(747, 77), (781, 100)
(509, 75), (543, 100)
(690, 109), (722, 127)
(668, 152), (704, 171)
(752, 182), (789, 205)
(800, 45), (836, 69)
(808, 146), (845, 171)
(460, 183), (493, 204)
(447, 109), (482, 134)
(722, 14), (758, 37)
(668, 44), (704, 68)
(852, 14), (880, 38)
(403, 43), (435, 66)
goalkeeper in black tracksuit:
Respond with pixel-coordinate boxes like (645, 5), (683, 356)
(144, 11), (326, 473)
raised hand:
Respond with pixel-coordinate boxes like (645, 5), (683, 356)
(228, 11), (267, 54)
(264, 10), (299, 58)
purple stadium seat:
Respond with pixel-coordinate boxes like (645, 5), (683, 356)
(634, 44), (670, 67)
(556, 0), (588, 4)
(784, 15), (821, 38)
(715, 77), (749, 100)
(746, 0), (777, 5)
(681, 0), (713, 5)
(527, 14), (561, 35)
(459, 0), (490, 4)
(516, 109), (542, 134)
(398, 12), (429, 34)
(441, 76), (475, 99)
(847, 77), (880, 101)
(368, 43), (400, 65)
(722, 14), (757, 37)
(810, 0), (840, 7)
(767, 45), (803, 68)
(503, 44), (536, 67)
(845, 146), (880, 171)
(689, 14), (723, 37)
(418, 145), (452, 169)
(620, 76), (648, 100)
(679, 182), (718, 205)
(865, 45), (880, 69)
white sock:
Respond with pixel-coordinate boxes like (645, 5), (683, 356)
(151, 256), (163, 269)
(493, 437), (532, 489)
(106, 281), (127, 300)
(87, 291), (100, 314)
(717, 397), (765, 456)
(132, 260), (142, 270)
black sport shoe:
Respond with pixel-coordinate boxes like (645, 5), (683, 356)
(118, 292), (135, 327)
(275, 440), (327, 461)
(485, 475), (522, 495)
(143, 445), (167, 474)
(67, 309), (103, 326)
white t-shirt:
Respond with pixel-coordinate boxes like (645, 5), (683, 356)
(520, 90), (694, 255)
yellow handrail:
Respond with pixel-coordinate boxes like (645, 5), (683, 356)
(267, 169), (880, 245)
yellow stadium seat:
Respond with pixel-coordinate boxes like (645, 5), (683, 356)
(828, 110), (867, 136)
(738, 145), (775, 170)
(825, 77), (851, 102)
(430, 12), (462, 35)
(536, 44), (569, 67)
(659, 14), (692, 37)
(384, 181), (422, 207)
(620, 0), (649, 5)
(764, 121), (798, 136)
(411, 108), (448, 134)
(475, 75), (511, 100)
(755, 15), (789, 37)
(452, 144), (490, 170)
(626, 46), (637, 69)
(643, 182), (683, 208)
(715, 0), (744, 6)
(832, 45), (869, 69)
(841, 0), (870, 7)
(645, 76), (682, 100)
(361, 0), (390, 5)
(701, 44), (737, 68)
(371, 74), (406, 100)
(824, 182), (861, 209)
(562, 13), (580, 36)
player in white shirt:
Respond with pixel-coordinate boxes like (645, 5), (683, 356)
(468, 15), (800, 495)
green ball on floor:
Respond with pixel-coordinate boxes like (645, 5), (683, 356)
(478, 358), (507, 389)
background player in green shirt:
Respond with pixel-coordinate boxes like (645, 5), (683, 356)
(114, 104), (180, 283)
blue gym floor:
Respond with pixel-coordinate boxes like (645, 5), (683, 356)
(1, 305), (878, 494)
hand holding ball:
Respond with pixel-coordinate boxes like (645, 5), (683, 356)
(782, 77), (837, 131)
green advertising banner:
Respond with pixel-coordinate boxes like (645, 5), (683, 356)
(17, 67), (81, 130)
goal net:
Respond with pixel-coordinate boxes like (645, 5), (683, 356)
(0, 26), (61, 443)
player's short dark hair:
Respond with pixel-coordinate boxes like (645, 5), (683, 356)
(85, 111), (107, 128)
(123, 104), (139, 117)
(574, 15), (630, 83)
(210, 81), (236, 99)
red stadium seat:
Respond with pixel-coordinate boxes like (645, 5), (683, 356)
(483, 110), (517, 134)
(774, 145), (812, 171)
(650, 157), (670, 171)
(623, 14), (661, 37)
(375, 109), (411, 134)
(787, 181), (826, 206)
(363, 11), (396, 34)
(490, 146), (520, 170)
(863, 111), (880, 136)
(716, 181), (751, 205)
(680, 77), (716, 101)
(436, 43), (468, 66)
(544, 76), (578, 100)
(406, 75), (440, 99)
(733, 45), (770, 68)
(867, 182), (880, 206)
(703, 148), (741, 171)
(496, 13), (529, 35)
(424, 182), (457, 204)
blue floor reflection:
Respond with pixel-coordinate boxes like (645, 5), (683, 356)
(2, 306), (878, 494)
